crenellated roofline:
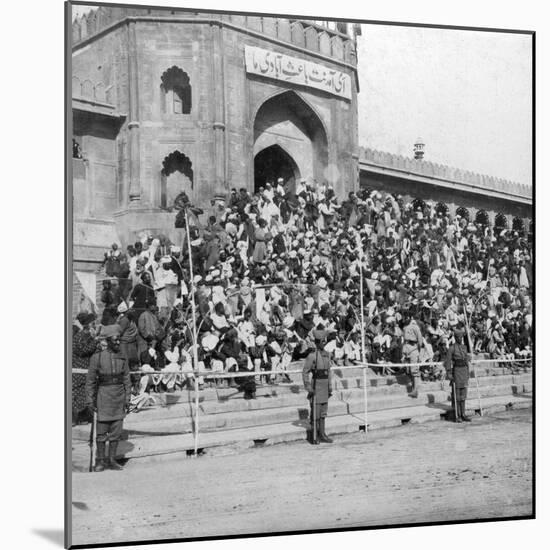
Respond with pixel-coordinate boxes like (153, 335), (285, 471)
(359, 146), (531, 203)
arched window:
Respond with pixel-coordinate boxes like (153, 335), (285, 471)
(512, 217), (525, 233)
(435, 202), (448, 217)
(412, 198), (426, 212)
(494, 213), (508, 230)
(359, 187), (373, 201)
(160, 66), (192, 115)
(475, 210), (489, 226)
(72, 138), (83, 159)
(456, 206), (470, 221)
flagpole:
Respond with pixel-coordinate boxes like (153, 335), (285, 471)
(184, 208), (201, 456)
(357, 232), (368, 432)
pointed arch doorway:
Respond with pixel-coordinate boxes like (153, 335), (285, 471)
(252, 90), (328, 194)
(254, 144), (300, 193)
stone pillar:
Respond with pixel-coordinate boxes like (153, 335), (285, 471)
(447, 203), (457, 220)
(351, 153), (359, 193)
(211, 22), (226, 194)
(83, 157), (93, 217)
(487, 211), (496, 227)
(127, 21), (141, 205)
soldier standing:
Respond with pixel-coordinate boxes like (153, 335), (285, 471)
(302, 329), (333, 445)
(444, 328), (471, 423)
(402, 311), (423, 398)
(86, 325), (131, 471)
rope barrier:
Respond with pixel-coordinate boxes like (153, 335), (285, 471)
(70, 357), (531, 377)
(76, 353), (531, 463)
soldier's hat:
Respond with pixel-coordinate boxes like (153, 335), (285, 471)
(453, 328), (465, 341)
(312, 329), (328, 342)
(76, 312), (96, 327)
(99, 324), (122, 339)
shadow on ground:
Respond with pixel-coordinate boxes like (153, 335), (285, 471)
(33, 528), (64, 547)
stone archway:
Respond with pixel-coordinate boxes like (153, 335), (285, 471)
(435, 202), (449, 217)
(161, 151), (193, 208)
(512, 217), (525, 233)
(475, 210), (489, 226)
(254, 144), (300, 193)
(253, 90), (328, 193)
(494, 213), (508, 230)
(456, 206), (470, 221)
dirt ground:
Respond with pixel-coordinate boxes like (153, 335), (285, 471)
(70, 408), (533, 547)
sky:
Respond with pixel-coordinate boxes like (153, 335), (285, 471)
(72, 4), (533, 186)
(357, 25), (532, 186)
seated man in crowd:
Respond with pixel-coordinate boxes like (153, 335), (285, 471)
(77, 180), (532, 407)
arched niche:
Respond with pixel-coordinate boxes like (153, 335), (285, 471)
(161, 151), (193, 208)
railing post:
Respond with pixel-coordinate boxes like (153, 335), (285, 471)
(363, 365), (368, 432)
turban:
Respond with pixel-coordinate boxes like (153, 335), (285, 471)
(312, 329), (328, 341)
(283, 316), (295, 329)
(99, 324), (122, 339)
(201, 333), (219, 351)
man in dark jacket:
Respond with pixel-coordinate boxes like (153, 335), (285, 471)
(86, 325), (131, 472)
(137, 303), (164, 355)
(130, 271), (156, 315)
(72, 312), (98, 424)
(444, 328), (471, 423)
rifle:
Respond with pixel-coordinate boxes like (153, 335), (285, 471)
(463, 305), (483, 417)
(452, 380), (459, 422)
(312, 348), (319, 444)
(88, 411), (97, 472)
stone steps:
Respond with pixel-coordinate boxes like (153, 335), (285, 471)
(139, 371), (531, 407)
(73, 376), (528, 441)
(70, 368), (531, 470)
(71, 393), (532, 470)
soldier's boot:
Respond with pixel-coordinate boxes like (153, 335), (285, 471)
(409, 375), (420, 398)
(460, 400), (471, 422)
(93, 441), (106, 472)
(107, 441), (124, 470)
(311, 421), (320, 445)
(454, 406), (462, 423)
(319, 418), (333, 444)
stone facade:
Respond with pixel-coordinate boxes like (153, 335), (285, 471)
(71, 7), (532, 270)
(72, 8), (359, 266)
(359, 147), (532, 234)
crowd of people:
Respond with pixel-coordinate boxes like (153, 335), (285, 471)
(72, 176), (533, 424)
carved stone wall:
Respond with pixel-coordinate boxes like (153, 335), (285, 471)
(71, 7), (358, 65)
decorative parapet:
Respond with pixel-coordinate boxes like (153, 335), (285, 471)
(359, 146), (531, 201)
(72, 75), (115, 105)
(71, 7), (357, 65)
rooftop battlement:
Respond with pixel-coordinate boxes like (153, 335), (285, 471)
(359, 147), (531, 201)
(72, 6), (358, 65)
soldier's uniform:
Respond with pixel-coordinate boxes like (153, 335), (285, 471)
(444, 329), (471, 422)
(402, 318), (423, 397)
(302, 330), (333, 444)
(86, 327), (131, 471)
